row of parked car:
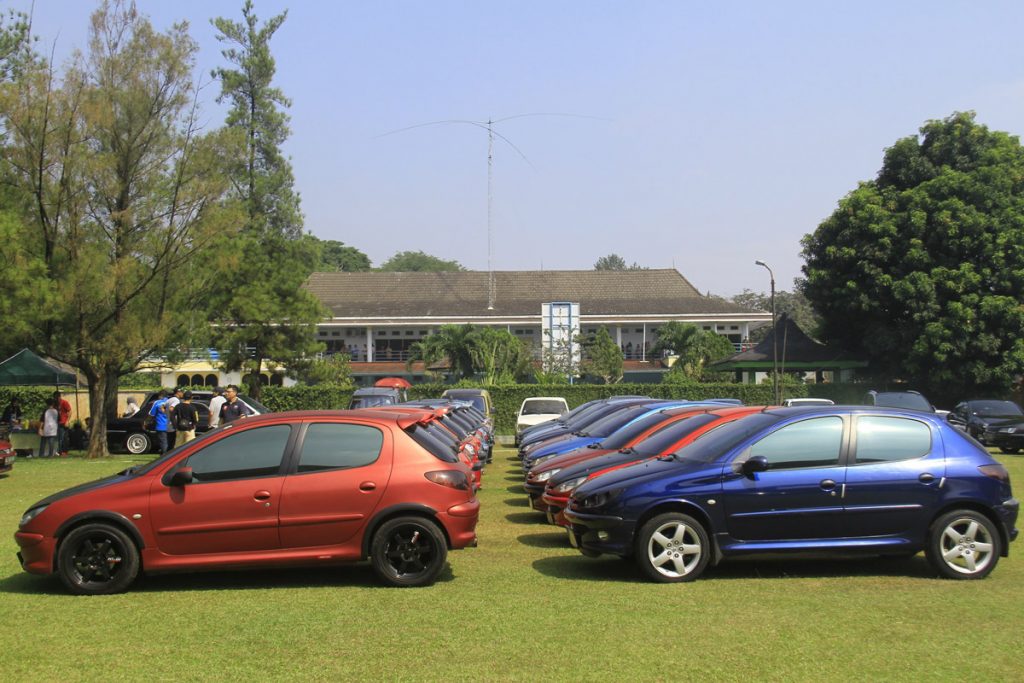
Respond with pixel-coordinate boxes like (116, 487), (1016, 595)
(517, 395), (1019, 583)
(15, 390), (496, 595)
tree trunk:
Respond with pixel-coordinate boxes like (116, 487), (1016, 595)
(85, 372), (110, 458)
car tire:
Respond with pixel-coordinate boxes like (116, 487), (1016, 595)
(925, 509), (1001, 580)
(370, 516), (448, 587)
(124, 432), (151, 455)
(635, 512), (710, 583)
(999, 447), (1021, 454)
(57, 523), (140, 595)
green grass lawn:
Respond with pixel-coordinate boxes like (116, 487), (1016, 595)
(1, 448), (1022, 681)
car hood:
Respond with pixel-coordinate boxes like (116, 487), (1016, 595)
(573, 456), (718, 499)
(530, 446), (612, 475)
(28, 472), (130, 510)
(550, 450), (650, 486)
(528, 435), (600, 462)
(978, 416), (1024, 428)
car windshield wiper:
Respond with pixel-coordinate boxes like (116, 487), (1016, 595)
(618, 447), (636, 455)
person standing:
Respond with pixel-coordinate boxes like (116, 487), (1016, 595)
(53, 391), (72, 456)
(122, 396), (140, 417)
(173, 390), (199, 444)
(164, 387), (183, 450)
(39, 399), (59, 458)
(219, 385), (252, 424)
(149, 390), (171, 454)
(208, 386), (227, 429)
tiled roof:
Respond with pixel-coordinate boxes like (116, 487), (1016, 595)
(305, 270), (761, 318)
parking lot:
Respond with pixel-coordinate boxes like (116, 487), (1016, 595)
(2, 447), (1022, 681)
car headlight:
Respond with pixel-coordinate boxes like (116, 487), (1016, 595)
(0, 446), (12, 455)
(579, 488), (622, 510)
(463, 443), (476, 455)
(20, 505), (48, 527)
(532, 468), (560, 483)
(1000, 427), (1017, 433)
(552, 476), (586, 494)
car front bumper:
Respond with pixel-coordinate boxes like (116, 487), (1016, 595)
(15, 531), (54, 574)
(563, 508), (631, 556)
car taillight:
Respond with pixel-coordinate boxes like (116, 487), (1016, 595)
(978, 464), (1010, 484)
(425, 470), (470, 491)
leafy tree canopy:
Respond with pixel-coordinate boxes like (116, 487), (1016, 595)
(652, 321), (735, 381)
(305, 235), (371, 272)
(407, 324), (532, 384)
(379, 250), (465, 272)
(731, 283), (821, 342)
(577, 328), (624, 384)
(594, 253), (645, 270)
(801, 112), (1024, 401)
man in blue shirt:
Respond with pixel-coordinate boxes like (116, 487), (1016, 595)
(148, 390), (171, 454)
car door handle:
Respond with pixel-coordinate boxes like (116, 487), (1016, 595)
(359, 481), (377, 491)
(819, 479), (837, 492)
(253, 490), (272, 501)
(918, 473), (936, 484)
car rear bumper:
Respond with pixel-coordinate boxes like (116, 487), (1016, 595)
(442, 500), (480, 549)
(995, 497), (1019, 552)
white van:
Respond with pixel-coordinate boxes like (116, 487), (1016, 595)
(515, 397), (569, 446)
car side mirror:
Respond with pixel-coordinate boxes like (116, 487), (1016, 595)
(741, 455), (769, 477)
(947, 413), (964, 425)
(166, 467), (194, 487)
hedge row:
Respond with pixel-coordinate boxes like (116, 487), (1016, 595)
(0, 382), (871, 437)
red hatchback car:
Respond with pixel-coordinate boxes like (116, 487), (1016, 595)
(15, 410), (479, 595)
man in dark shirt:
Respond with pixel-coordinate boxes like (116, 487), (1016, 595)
(219, 385), (252, 424)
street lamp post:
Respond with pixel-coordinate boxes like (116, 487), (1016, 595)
(754, 260), (779, 404)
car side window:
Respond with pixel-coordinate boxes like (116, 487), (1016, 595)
(185, 425), (291, 482)
(855, 416), (931, 464)
(749, 417), (844, 470)
(298, 423), (384, 473)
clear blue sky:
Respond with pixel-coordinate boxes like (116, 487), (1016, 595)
(16, 1), (1024, 296)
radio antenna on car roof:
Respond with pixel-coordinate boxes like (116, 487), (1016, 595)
(376, 113), (609, 310)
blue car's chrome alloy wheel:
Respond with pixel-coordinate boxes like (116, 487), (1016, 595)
(927, 510), (1001, 580)
(636, 513), (711, 582)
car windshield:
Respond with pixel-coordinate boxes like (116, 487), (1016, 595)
(240, 395), (270, 413)
(600, 410), (683, 450)
(634, 413), (721, 456)
(522, 400), (566, 415)
(674, 412), (784, 463)
(970, 400), (1023, 417)
(872, 392), (931, 411)
(350, 395), (395, 409)
(582, 405), (653, 438)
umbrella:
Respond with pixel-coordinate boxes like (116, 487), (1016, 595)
(374, 377), (412, 389)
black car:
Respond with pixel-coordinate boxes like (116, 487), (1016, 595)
(864, 390), (935, 412)
(107, 391), (268, 454)
(948, 399), (1024, 454)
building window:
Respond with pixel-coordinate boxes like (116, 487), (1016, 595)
(730, 325), (739, 331)
(406, 331), (414, 336)
(331, 331), (340, 337)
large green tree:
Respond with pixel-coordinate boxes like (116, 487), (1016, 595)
(652, 321), (735, 380)
(209, 1), (325, 399)
(407, 324), (478, 379)
(0, 1), (238, 456)
(379, 250), (464, 272)
(305, 235), (371, 272)
(594, 253), (644, 270)
(802, 112), (1024, 401)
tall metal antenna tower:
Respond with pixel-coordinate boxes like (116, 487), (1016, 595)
(377, 113), (607, 311)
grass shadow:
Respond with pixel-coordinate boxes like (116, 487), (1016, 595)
(505, 511), (547, 525)
(504, 497), (529, 508)
(531, 553), (936, 583)
(517, 531), (571, 549)
(505, 484), (527, 494)
(532, 555), (640, 582)
(0, 562), (456, 595)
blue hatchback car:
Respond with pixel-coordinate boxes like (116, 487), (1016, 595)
(564, 407), (1018, 582)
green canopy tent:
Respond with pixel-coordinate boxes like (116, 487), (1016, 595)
(0, 349), (78, 386)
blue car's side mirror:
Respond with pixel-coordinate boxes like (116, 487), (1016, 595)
(741, 455), (769, 478)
